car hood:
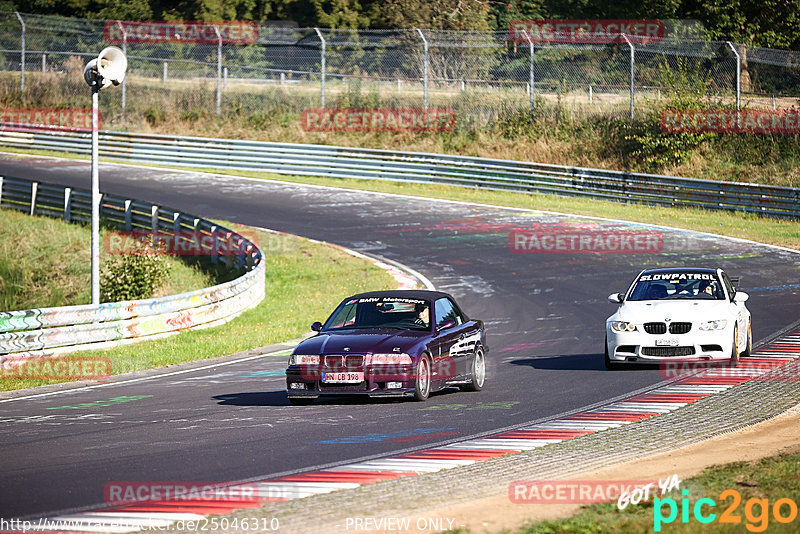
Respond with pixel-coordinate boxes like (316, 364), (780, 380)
(295, 329), (427, 355)
(616, 300), (732, 323)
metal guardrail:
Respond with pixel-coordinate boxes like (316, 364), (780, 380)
(0, 175), (265, 360)
(1, 126), (799, 220)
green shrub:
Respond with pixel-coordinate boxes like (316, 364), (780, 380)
(622, 58), (719, 171)
(143, 107), (165, 127)
(101, 243), (171, 302)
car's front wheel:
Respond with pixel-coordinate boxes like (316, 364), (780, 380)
(463, 347), (486, 392)
(741, 322), (752, 358)
(413, 355), (431, 401)
(730, 325), (740, 367)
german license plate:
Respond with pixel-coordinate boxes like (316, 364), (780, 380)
(322, 372), (364, 383)
(655, 338), (679, 346)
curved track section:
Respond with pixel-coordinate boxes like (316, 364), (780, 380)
(1, 154), (799, 521)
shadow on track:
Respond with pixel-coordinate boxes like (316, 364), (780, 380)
(508, 353), (650, 371)
(213, 388), (463, 407)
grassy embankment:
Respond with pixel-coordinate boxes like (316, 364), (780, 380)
(0, 209), (395, 391)
(2, 63), (799, 187)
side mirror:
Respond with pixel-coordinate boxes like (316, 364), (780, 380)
(311, 321), (323, 332)
(733, 292), (749, 303)
(607, 293), (623, 304)
(437, 319), (456, 332)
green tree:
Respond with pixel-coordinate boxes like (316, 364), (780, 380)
(379, 0), (491, 30)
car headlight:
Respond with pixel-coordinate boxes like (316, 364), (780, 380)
(370, 353), (412, 365)
(289, 354), (320, 365)
(610, 321), (637, 333)
(699, 320), (728, 331)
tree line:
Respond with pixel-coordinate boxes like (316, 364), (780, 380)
(4, 0), (799, 49)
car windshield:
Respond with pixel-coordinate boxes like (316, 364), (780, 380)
(324, 297), (431, 331)
(627, 272), (725, 301)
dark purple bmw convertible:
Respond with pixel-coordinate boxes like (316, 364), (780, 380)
(285, 290), (487, 404)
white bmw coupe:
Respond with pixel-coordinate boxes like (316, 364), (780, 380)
(605, 267), (751, 369)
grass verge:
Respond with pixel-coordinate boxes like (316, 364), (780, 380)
(1, 224), (396, 392)
(0, 207), (219, 310)
(517, 451), (800, 533)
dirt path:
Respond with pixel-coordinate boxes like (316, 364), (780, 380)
(377, 402), (800, 533)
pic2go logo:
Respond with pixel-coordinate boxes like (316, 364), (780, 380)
(654, 489), (799, 532)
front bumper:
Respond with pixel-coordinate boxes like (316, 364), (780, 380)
(285, 365), (418, 397)
(606, 325), (733, 364)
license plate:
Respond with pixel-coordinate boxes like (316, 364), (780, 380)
(655, 338), (679, 346)
(322, 372), (364, 383)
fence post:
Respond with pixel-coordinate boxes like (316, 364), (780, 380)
(15, 12), (25, 92)
(726, 41), (741, 110)
(214, 25), (222, 115)
(163, 62), (168, 84)
(151, 204), (159, 232)
(589, 84), (593, 104)
(223, 67), (228, 88)
(528, 33), (535, 112)
(416, 29), (429, 110)
(41, 53), (46, 73)
(622, 34), (634, 120)
(116, 21), (127, 110)
(64, 187), (72, 223)
(172, 211), (182, 249)
(210, 224), (218, 264)
(124, 199), (132, 231)
(29, 181), (38, 216)
(0, 176), (3, 206)
(314, 28), (326, 108)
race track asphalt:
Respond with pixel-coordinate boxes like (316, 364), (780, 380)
(1, 154), (799, 519)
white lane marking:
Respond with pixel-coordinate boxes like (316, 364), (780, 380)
(597, 402), (684, 412)
(463, 438), (564, 448)
(254, 481), (361, 498)
(329, 459), (472, 472)
(0, 349), (290, 404)
(659, 385), (733, 393)
(438, 439), (560, 450)
(520, 421), (628, 430)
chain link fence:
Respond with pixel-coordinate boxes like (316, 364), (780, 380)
(1, 11), (799, 132)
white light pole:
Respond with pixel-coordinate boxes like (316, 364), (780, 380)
(83, 47), (127, 305)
